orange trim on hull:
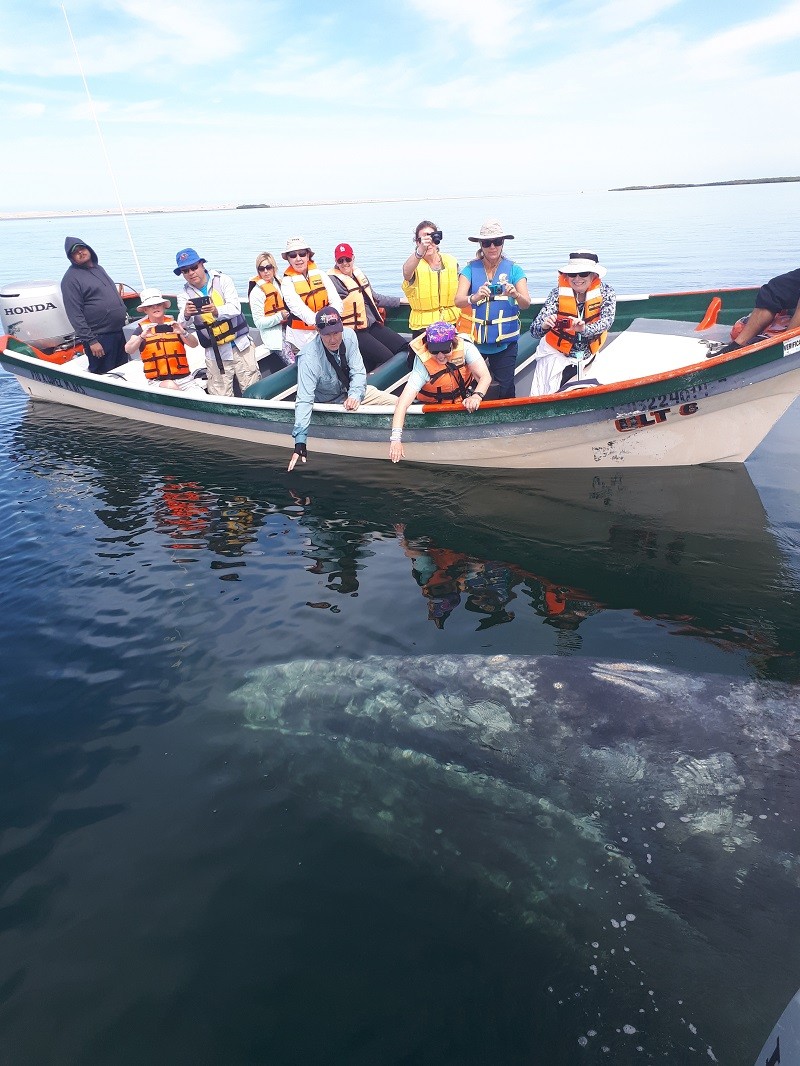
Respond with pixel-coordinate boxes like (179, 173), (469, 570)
(0, 334), (82, 364)
(420, 326), (800, 414)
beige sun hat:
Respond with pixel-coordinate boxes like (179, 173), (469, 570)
(281, 236), (314, 260)
(559, 250), (607, 278)
(467, 219), (515, 243)
(136, 287), (169, 311)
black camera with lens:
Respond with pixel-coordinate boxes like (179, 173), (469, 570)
(430, 230), (443, 244)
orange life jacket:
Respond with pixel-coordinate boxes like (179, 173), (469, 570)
(139, 317), (190, 380)
(411, 336), (475, 404)
(331, 267), (380, 331)
(249, 277), (286, 317)
(544, 274), (607, 357)
(283, 263), (329, 330)
(731, 310), (792, 342)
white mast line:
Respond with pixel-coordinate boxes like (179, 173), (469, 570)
(61, 4), (145, 290)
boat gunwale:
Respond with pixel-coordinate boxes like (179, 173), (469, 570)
(419, 326), (800, 417)
(2, 318), (799, 435)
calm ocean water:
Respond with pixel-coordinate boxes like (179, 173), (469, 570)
(1, 187), (800, 1065)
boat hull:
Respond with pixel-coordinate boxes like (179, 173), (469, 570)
(2, 324), (800, 469)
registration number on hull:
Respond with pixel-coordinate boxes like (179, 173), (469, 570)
(615, 402), (699, 432)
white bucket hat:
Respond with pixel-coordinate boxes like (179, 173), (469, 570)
(468, 219), (514, 243)
(137, 287), (169, 311)
(281, 236), (314, 260)
(559, 250), (607, 278)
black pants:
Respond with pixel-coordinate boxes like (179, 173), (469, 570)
(356, 322), (408, 372)
(85, 331), (128, 374)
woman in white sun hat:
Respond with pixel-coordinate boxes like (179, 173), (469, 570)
(125, 288), (199, 389)
(529, 250), (616, 396)
(454, 218), (531, 399)
(279, 236), (342, 359)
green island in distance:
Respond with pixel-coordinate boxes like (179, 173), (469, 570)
(610, 175), (800, 192)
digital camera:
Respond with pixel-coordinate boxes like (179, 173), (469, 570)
(430, 230), (443, 244)
(487, 282), (504, 296)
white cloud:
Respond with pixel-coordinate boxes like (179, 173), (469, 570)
(9, 102), (47, 117)
(586, 0), (683, 34)
(2, 0), (799, 211)
(405, 0), (531, 55)
(687, 0), (800, 66)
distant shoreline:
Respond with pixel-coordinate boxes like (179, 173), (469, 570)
(0, 193), (498, 223)
(3, 178), (798, 219)
(610, 176), (800, 192)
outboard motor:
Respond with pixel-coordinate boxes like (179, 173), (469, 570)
(0, 282), (75, 351)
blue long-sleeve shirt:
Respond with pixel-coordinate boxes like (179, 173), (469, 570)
(292, 329), (367, 445)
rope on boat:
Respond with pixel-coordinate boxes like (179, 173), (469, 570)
(61, 5), (146, 292)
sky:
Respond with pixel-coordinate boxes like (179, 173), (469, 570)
(2, 0), (800, 212)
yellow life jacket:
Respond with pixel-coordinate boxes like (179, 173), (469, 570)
(544, 274), (607, 357)
(283, 262), (329, 330)
(410, 335), (475, 404)
(249, 277), (285, 317)
(139, 317), (190, 380)
(331, 267), (380, 331)
(193, 288), (250, 350)
(402, 255), (459, 331)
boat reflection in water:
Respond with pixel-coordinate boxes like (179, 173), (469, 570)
(9, 402), (799, 678)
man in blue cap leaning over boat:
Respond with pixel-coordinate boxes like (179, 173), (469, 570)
(60, 237), (128, 374)
(288, 306), (397, 471)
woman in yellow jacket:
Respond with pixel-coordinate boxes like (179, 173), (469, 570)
(401, 220), (459, 336)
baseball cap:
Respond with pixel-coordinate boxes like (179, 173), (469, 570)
(315, 306), (344, 335)
(425, 321), (457, 353)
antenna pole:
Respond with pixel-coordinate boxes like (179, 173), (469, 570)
(61, 4), (146, 290)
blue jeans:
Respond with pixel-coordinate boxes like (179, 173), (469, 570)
(484, 340), (518, 399)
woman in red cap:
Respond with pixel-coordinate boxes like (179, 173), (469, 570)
(330, 242), (409, 371)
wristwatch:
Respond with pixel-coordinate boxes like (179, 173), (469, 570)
(474, 391), (485, 399)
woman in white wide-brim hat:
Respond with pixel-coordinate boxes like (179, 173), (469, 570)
(454, 218), (531, 399)
(278, 236), (343, 357)
(529, 250), (616, 396)
(124, 287), (199, 390)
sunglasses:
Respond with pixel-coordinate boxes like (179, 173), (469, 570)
(480, 239), (504, 248)
(258, 264), (274, 272)
(336, 257), (352, 264)
(180, 265), (202, 274)
(287, 250), (309, 259)
(565, 271), (591, 279)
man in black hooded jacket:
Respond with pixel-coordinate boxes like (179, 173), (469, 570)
(60, 237), (128, 374)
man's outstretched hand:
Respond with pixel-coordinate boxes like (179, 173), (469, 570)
(287, 442), (308, 471)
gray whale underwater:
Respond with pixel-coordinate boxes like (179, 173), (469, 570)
(234, 654), (800, 1062)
